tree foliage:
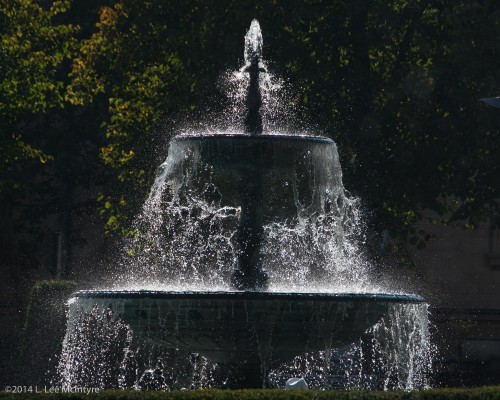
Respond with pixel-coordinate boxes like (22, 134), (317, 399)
(0, 0), (104, 270)
(0, 0), (77, 192)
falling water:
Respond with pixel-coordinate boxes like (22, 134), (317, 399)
(268, 303), (432, 390)
(116, 134), (373, 292)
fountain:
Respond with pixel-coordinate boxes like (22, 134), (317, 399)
(58, 20), (430, 389)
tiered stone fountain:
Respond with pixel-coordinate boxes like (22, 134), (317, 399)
(60, 20), (428, 389)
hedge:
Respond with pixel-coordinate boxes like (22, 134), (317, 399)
(1, 387), (500, 400)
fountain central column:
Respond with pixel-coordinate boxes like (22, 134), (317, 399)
(231, 21), (268, 290)
(232, 165), (266, 290)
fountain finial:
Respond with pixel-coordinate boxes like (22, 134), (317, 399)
(242, 19), (265, 135)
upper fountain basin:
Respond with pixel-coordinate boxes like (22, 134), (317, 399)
(162, 134), (343, 221)
(172, 134), (335, 169)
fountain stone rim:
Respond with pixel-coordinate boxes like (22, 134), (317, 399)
(70, 290), (424, 304)
(174, 133), (335, 144)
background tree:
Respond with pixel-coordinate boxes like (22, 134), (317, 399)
(253, 0), (500, 263)
(0, 0), (104, 280)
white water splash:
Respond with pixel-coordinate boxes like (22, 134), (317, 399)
(114, 134), (377, 293)
(244, 20), (263, 67)
(268, 302), (433, 390)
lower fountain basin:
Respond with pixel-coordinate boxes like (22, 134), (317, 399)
(69, 290), (423, 365)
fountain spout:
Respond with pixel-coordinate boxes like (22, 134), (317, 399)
(242, 19), (265, 135)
